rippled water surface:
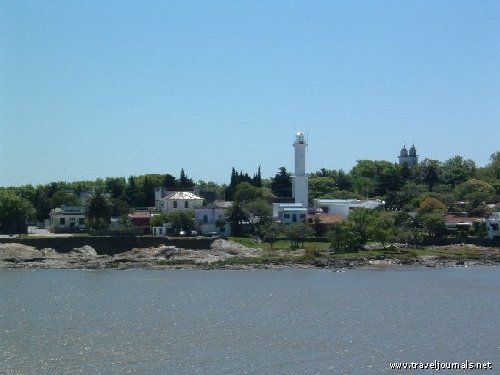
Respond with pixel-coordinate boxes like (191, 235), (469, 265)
(1, 267), (499, 374)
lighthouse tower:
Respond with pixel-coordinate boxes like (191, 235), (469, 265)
(293, 131), (308, 207)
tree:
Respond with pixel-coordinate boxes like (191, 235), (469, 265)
(284, 223), (314, 250)
(454, 179), (495, 216)
(367, 212), (396, 247)
(347, 208), (378, 245)
(225, 203), (249, 236)
(151, 213), (170, 227)
(124, 176), (140, 207)
(163, 173), (177, 189)
(85, 189), (111, 232)
(421, 211), (446, 238)
(271, 167), (292, 198)
(49, 190), (79, 209)
(327, 222), (362, 252)
(105, 177), (126, 199)
(0, 189), (35, 233)
(257, 222), (281, 249)
(441, 156), (476, 187)
(109, 198), (131, 218)
(417, 159), (441, 192)
(417, 196), (447, 215)
(178, 169), (195, 190)
(234, 182), (262, 204)
(169, 211), (195, 234)
(246, 199), (273, 228)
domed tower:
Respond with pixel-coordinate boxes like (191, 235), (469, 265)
(398, 143), (418, 168)
(293, 131), (308, 207)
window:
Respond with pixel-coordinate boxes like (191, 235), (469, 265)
(185, 201), (189, 208)
(79, 218), (85, 225)
(70, 217), (75, 222)
(203, 215), (208, 223)
(173, 201), (177, 208)
(60, 218), (66, 226)
(299, 214), (306, 219)
(284, 214), (290, 219)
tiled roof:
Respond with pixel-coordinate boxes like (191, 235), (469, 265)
(163, 191), (203, 200)
(309, 213), (344, 224)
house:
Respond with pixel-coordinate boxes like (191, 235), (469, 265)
(195, 200), (232, 235)
(49, 206), (85, 233)
(313, 199), (383, 218)
(151, 222), (173, 236)
(444, 213), (483, 234)
(486, 212), (500, 239)
(128, 212), (152, 235)
(307, 212), (344, 236)
(273, 203), (308, 224)
(155, 188), (204, 213)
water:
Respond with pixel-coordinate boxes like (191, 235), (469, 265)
(1, 267), (499, 374)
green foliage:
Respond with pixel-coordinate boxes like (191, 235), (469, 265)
(151, 213), (170, 227)
(225, 167), (262, 200)
(225, 203), (249, 236)
(257, 222), (281, 249)
(350, 160), (403, 196)
(369, 212), (397, 247)
(327, 222), (363, 252)
(454, 179), (495, 216)
(416, 159), (441, 192)
(0, 189), (36, 233)
(420, 211), (447, 238)
(441, 156), (476, 187)
(470, 222), (488, 239)
(246, 199), (273, 228)
(284, 222), (314, 250)
(85, 189), (112, 232)
(234, 182), (262, 204)
(168, 210), (195, 234)
(271, 167), (292, 198)
(348, 208), (379, 244)
(417, 196), (447, 215)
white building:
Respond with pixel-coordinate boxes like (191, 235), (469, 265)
(313, 199), (383, 218)
(273, 203), (308, 224)
(292, 131), (309, 208)
(486, 212), (500, 239)
(49, 206), (86, 233)
(195, 200), (232, 235)
(155, 188), (204, 213)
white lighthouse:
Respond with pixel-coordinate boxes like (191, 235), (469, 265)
(293, 131), (308, 207)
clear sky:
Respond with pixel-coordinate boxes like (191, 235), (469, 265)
(1, 0), (499, 187)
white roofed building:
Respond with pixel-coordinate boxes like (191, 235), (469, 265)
(313, 199), (383, 218)
(155, 188), (204, 213)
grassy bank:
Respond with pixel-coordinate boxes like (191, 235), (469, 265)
(220, 237), (500, 267)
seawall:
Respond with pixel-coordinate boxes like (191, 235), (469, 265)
(0, 236), (214, 256)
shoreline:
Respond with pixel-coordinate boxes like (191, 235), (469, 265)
(1, 239), (499, 271)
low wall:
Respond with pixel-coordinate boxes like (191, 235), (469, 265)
(0, 236), (214, 256)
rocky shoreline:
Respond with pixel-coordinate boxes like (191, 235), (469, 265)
(1, 240), (499, 270)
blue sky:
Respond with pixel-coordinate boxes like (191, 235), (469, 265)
(1, 0), (499, 187)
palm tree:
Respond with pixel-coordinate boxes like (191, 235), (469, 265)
(85, 189), (111, 232)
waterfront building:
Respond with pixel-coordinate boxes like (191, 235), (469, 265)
(272, 203), (308, 224)
(313, 199), (383, 218)
(195, 200), (232, 236)
(154, 188), (204, 213)
(49, 206), (85, 233)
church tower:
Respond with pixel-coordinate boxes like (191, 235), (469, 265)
(398, 143), (418, 168)
(293, 131), (309, 207)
